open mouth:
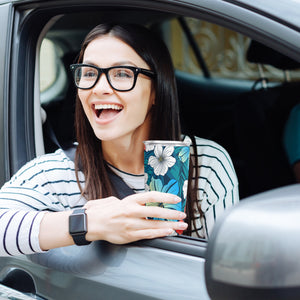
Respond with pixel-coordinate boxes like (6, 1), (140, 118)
(94, 103), (123, 120)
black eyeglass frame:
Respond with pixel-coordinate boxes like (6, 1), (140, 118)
(70, 64), (155, 92)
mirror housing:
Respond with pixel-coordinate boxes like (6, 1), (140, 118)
(205, 185), (300, 300)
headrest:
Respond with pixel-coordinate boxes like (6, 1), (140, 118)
(41, 107), (47, 124)
(247, 40), (300, 70)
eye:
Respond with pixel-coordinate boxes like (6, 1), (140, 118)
(82, 67), (97, 78)
(111, 68), (134, 79)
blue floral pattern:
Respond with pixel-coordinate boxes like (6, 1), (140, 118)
(144, 142), (190, 221)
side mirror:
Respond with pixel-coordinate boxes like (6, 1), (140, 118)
(205, 185), (300, 300)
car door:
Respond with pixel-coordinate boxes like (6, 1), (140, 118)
(0, 0), (299, 299)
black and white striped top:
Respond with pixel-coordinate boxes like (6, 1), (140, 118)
(0, 136), (239, 256)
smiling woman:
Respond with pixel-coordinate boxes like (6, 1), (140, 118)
(76, 32), (155, 146)
(0, 23), (238, 257)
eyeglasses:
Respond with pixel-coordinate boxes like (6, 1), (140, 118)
(70, 64), (155, 91)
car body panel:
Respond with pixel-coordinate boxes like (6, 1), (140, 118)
(222, 0), (300, 30)
(0, 2), (12, 184)
(0, 241), (209, 300)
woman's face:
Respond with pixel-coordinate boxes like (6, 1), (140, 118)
(78, 35), (155, 143)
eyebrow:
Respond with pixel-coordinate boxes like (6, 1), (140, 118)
(82, 60), (138, 67)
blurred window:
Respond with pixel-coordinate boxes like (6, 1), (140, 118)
(165, 18), (300, 82)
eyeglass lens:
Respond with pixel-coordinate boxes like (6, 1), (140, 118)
(74, 66), (135, 90)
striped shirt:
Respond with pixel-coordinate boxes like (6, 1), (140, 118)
(0, 136), (239, 256)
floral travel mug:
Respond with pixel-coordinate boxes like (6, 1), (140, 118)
(144, 140), (190, 223)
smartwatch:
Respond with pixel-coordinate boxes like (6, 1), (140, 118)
(69, 208), (91, 246)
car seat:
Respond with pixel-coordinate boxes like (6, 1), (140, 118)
(42, 52), (78, 152)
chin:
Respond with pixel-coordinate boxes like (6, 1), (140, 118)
(93, 131), (120, 142)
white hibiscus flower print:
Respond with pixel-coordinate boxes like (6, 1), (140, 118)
(148, 145), (176, 176)
(144, 143), (155, 152)
(183, 180), (188, 199)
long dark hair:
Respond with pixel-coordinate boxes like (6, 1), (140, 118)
(74, 23), (200, 236)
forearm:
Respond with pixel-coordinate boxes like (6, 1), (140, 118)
(1, 193), (187, 256)
(39, 210), (74, 251)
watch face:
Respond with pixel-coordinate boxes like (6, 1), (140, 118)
(69, 214), (87, 235)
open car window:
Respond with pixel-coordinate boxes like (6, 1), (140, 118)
(37, 11), (300, 243)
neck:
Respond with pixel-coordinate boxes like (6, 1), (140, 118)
(102, 133), (148, 175)
(101, 111), (153, 175)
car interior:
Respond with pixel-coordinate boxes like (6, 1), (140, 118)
(38, 9), (300, 200)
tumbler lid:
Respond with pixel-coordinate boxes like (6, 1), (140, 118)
(143, 140), (190, 147)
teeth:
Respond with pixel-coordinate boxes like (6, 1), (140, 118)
(95, 104), (122, 110)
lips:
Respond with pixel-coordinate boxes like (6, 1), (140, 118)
(94, 103), (123, 121)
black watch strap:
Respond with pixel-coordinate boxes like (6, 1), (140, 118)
(69, 208), (91, 246)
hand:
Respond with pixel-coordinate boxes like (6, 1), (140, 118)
(84, 191), (188, 244)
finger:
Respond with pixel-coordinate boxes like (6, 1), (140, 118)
(127, 203), (186, 220)
(128, 227), (184, 241)
(127, 191), (181, 205)
(126, 218), (188, 231)
(126, 228), (174, 242)
(144, 206), (186, 220)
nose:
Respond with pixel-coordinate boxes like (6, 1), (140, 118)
(92, 73), (113, 94)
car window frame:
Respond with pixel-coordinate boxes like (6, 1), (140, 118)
(0, 2), (12, 184)
(8, 4), (211, 258)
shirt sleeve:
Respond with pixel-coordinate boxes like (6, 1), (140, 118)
(0, 150), (84, 256)
(0, 166), (55, 256)
(0, 209), (46, 256)
(189, 136), (239, 239)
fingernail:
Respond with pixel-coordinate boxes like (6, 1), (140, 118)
(179, 212), (186, 219)
(167, 230), (177, 236)
(174, 196), (181, 202)
(165, 228), (174, 235)
(178, 222), (188, 229)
